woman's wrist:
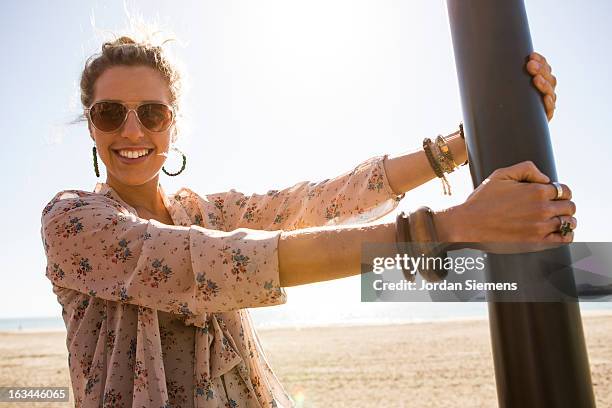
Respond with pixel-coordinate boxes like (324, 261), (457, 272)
(383, 126), (468, 195)
(432, 205), (465, 243)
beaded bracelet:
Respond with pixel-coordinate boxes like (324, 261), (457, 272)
(435, 135), (458, 174)
(423, 137), (452, 195)
(423, 137), (444, 177)
(423, 123), (470, 195)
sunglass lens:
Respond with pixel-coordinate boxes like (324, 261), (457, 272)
(137, 103), (174, 132)
(89, 102), (126, 132)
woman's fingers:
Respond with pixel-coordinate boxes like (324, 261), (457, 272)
(528, 54), (557, 89)
(533, 75), (556, 100)
(530, 182), (572, 201)
(545, 230), (575, 243)
(542, 215), (577, 233)
(464, 162), (578, 244)
(534, 215), (577, 244)
(526, 182), (576, 240)
(530, 51), (546, 63)
(527, 51), (557, 121)
(527, 53), (550, 74)
(545, 199), (577, 217)
(527, 59), (551, 78)
(492, 160), (550, 183)
(544, 95), (556, 120)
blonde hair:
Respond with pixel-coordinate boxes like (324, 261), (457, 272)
(79, 34), (184, 142)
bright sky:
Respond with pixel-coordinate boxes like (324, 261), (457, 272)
(1, 0), (610, 319)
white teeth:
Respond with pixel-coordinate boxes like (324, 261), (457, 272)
(117, 149), (150, 159)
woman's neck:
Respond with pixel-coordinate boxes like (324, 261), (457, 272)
(106, 174), (166, 215)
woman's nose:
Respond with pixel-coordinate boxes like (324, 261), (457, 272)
(121, 110), (145, 140)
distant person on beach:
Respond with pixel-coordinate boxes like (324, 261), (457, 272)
(40, 32), (572, 407)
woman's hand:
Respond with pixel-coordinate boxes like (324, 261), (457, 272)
(527, 52), (557, 121)
(434, 161), (576, 247)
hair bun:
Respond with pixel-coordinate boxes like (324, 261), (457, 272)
(113, 36), (136, 45)
(102, 36), (137, 52)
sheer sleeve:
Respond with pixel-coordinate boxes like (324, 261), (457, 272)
(200, 154), (405, 232)
(40, 190), (286, 316)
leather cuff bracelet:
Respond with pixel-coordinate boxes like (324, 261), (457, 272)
(395, 206), (448, 282)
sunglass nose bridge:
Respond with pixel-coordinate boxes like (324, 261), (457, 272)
(122, 109), (146, 134)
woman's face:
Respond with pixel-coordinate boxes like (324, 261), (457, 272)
(89, 65), (175, 186)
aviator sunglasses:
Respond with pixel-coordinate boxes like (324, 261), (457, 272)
(85, 100), (175, 133)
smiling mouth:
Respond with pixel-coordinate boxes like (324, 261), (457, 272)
(112, 148), (154, 163)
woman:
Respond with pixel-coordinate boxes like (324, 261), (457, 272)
(41, 36), (571, 407)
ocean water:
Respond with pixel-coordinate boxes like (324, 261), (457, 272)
(249, 301), (612, 329)
(2, 302), (611, 332)
(0, 316), (66, 332)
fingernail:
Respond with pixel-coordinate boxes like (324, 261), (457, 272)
(533, 62), (541, 70)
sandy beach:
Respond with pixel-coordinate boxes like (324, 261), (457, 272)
(1, 312), (610, 407)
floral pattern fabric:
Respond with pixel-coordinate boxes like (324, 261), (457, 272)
(40, 154), (404, 407)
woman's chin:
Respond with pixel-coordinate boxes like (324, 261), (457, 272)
(106, 170), (161, 187)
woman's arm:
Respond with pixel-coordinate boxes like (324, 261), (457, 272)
(41, 190), (286, 315)
(277, 208), (463, 287)
(278, 161), (576, 287)
(278, 221), (395, 287)
(201, 154), (405, 232)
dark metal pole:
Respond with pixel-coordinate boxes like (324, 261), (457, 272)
(446, 1), (596, 407)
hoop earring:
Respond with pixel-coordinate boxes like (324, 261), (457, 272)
(92, 146), (100, 178)
(162, 146), (187, 176)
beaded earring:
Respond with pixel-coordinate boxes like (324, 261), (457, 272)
(92, 145), (100, 178)
(162, 146), (187, 176)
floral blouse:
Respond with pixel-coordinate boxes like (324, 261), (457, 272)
(40, 154), (404, 408)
